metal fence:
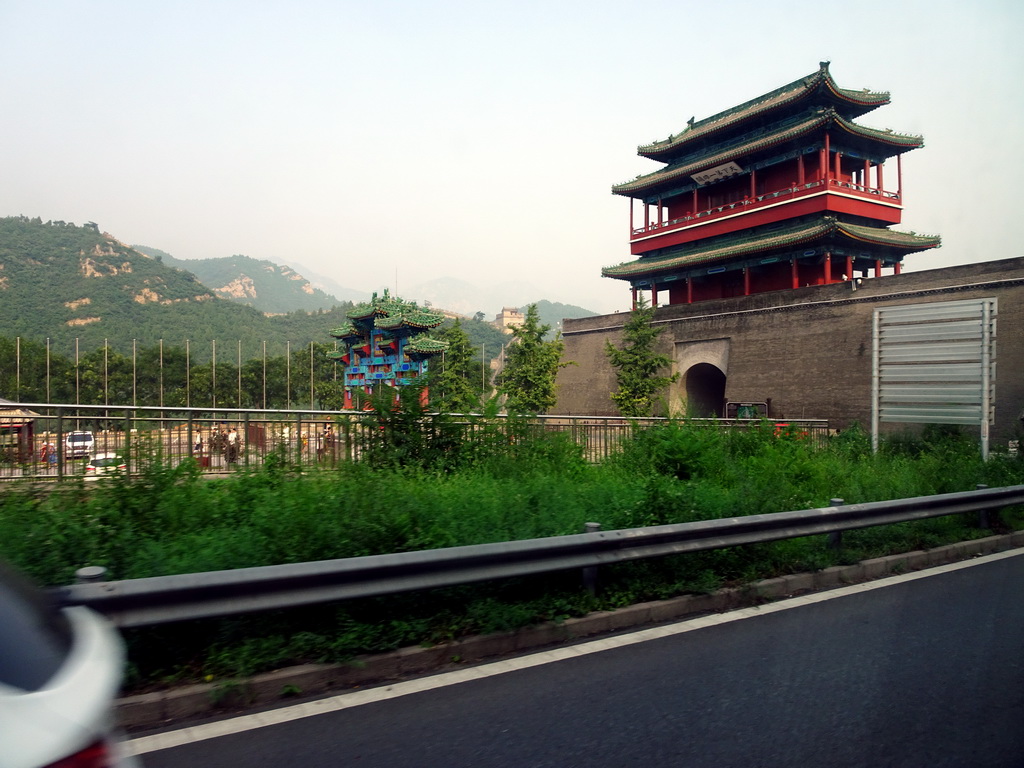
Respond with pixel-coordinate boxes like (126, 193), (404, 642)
(0, 401), (832, 480)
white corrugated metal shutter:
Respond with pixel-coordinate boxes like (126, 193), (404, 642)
(872, 297), (996, 456)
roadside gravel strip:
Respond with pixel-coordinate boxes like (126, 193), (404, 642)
(119, 531), (1024, 737)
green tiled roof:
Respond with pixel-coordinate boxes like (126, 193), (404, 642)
(613, 110), (922, 197)
(636, 62), (889, 161)
(342, 289), (445, 332)
(404, 336), (448, 356)
(601, 217), (940, 279)
(328, 321), (359, 339)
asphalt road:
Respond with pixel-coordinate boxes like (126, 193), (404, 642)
(132, 550), (1024, 768)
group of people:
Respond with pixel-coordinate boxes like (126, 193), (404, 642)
(193, 426), (242, 464)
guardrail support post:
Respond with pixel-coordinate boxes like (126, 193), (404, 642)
(583, 522), (601, 596)
(976, 484), (990, 529)
(827, 498), (845, 550)
(76, 566), (108, 584)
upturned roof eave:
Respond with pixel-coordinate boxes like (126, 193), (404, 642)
(636, 62), (890, 161)
(614, 114), (827, 197)
(613, 111), (922, 199)
(601, 219), (940, 280)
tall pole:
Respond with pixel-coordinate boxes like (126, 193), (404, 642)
(309, 341), (314, 409)
(286, 341), (291, 410)
(132, 339), (137, 407)
(46, 338), (50, 403)
(15, 337), (20, 400)
(75, 338), (80, 405)
(212, 340), (217, 409)
(237, 340), (242, 408)
(262, 341), (267, 409)
(481, 343), (485, 394)
(159, 339), (164, 408)
(103, 339), (108, 406)
(185, 339), (190, 408)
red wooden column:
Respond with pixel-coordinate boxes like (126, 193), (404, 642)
(897, 154), (903, 198)
(743, 267), (750, 295)
(791, 258), (799, 289)
(686, 277), (693, 304)
(631, 286), (637, 310)
(824, 251), (832, 284)
(864, 159), (871, 190)
(894, 261), (902, 275)
(877, 162), (884, 192)
(845, 255), (853, 279)
(651, 283), (658, 308)
(824, 131), (830, 182)
(874, 259), (882, 277)
(798, 154), (805, 185)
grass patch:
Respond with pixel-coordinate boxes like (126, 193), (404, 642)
(1, 420), (1021, 688)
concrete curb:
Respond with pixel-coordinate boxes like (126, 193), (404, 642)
(118, 531), (1024, 730)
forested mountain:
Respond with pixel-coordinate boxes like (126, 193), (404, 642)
(0, 217), (522, 372)
(0, 216), (358, 361)
(523, 300), (599, 338)
(134, 246), (356, 314)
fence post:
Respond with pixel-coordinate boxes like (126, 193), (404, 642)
(976, 484), (990, 529)
(295, 413), (303, 465)
(244, 413), (251, 468)
(582, 522), (602, 596)
(827, 498), (844, 550)
(56, 407), (65, 480)
(186, 411), (194, 465)
(123, 410), (132, 475)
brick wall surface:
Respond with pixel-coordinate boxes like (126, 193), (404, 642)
(556, 257), (1024, 443)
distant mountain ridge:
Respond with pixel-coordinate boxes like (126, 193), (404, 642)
(134, 247), (352, 314)
(0, 216), (362, 357)
(0, 216), (600, 360)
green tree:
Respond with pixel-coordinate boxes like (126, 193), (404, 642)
(605, 297), (678, 417)
(430, 319), (486, 412)
(498, 304), (569, 414)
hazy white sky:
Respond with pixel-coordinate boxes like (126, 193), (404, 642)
(1, 0), (1021, 314)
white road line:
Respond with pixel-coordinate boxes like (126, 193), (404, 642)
(125, 548), (1023, 756)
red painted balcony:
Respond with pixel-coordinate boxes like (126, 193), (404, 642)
(629, 178), (903, 256)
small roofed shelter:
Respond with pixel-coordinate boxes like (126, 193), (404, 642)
(0, 397), (40, 464)
(326, 290), (449, 409)
(605, 62), (941, 307)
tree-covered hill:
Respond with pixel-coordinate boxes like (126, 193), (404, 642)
(0, 216), (356, 360)
(519, 300), (598, 339)
(135, 246), (347, 314)
(0, 217), (579, 369)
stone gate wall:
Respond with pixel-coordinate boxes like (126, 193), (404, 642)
(555, 257), (1024, 444)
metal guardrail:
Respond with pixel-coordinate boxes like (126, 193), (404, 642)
(53, 484), (1024, 628)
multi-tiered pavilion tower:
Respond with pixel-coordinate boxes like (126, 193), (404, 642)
(603, 63), (940, 307)
(327, 290), (448, 409)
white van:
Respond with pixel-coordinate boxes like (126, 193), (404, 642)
(64, 431), (95, 459)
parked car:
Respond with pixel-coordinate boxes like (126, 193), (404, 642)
(64, 431), (95, 459)
(0, 560), (139, 767)
(85, 453), (126, 476)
